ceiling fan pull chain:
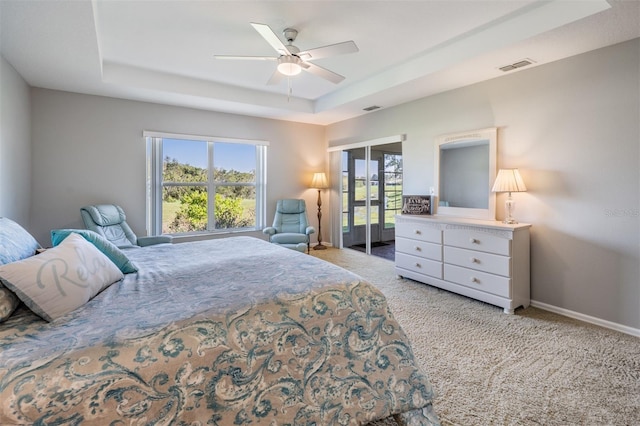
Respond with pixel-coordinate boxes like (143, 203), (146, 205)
(288, 77), (293, 102)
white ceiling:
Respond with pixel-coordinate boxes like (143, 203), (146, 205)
(1, 0), (638, 125)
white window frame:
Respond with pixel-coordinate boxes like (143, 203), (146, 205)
(144, 131), (268, 236)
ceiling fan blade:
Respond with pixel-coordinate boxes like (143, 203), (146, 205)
(302, 62), (345, 84)
(250, 22), (292, 55)
(214, 55), (277, 61)
(298, 40), (358, 61)
(266, 69), (284, 85)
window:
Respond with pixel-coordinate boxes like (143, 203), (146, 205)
(145, 132), (267, 236)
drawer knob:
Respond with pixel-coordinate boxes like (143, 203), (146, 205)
(469, 238), (479, 244)
(415, 263), (421, 268)
(470, 277), (479, 283)
(415, 230), (422, 235)
(470, 257), (478, 263)
(415, 246), (422, 251)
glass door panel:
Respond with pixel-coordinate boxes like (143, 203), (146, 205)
(383, 153), (403, 230)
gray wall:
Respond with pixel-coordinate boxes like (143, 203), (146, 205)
(0, 55), (31, 225)
(29, 89), (327, 246)
(327, 39), (640, 330)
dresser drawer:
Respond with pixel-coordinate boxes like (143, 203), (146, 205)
(396, 222), (441, 244)
(396, 237), (442, 261)
(444, 246), (511, 277)
(396, 253), (442, 279)
(444, 264), (511, 298)
(444, 229), (511, 256)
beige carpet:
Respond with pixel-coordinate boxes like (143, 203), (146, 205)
(311, 247), (640, 426)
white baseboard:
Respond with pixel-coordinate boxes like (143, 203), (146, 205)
(531, 300), (640, 337)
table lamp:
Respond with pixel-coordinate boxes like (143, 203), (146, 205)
(491, 169), (527, 224)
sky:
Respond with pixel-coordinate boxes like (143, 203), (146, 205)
(163, 138), (256, 171)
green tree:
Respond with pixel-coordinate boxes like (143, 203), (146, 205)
(168, 190), (252, 232)
(168, 190), (208, 232)
(385, 154), (403, 173)
(163, 157), (208, 202)
(214, 194), (250, 229)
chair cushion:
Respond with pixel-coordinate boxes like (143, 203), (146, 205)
(82, 204), (126, 226)
(277, 199), (306, 214)
(271, 233), (309, 245)
(81, 205), (138, 248)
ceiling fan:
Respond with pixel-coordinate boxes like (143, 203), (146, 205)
(215, 23), (359, 85)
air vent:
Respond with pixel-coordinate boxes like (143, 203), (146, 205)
(363, 105), (381, 111)
(499, 58), (535, 72)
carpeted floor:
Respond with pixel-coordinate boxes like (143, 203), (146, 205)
(311, 247), (640, 426)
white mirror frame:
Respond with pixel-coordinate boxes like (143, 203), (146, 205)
(434, 127), (497, 220)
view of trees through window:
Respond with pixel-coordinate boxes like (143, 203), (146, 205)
(160, 139), (258, 234)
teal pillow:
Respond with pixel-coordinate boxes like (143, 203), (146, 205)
(51, 229), (138, 274)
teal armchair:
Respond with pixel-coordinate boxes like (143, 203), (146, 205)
(263, 199), (315, 253)
(81, 204), (172, 248)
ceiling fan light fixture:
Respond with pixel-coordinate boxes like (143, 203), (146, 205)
(277, 56), (302, 76)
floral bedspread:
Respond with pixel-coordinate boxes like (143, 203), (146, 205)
(0, 236), (438, 425)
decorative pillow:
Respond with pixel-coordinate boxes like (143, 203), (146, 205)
(0, 217), (41, 322)
(51, 229), (138, 274)
(0, 217), (41, 265)
(0, 233), (124, 322)
(0, 285), (19, 322)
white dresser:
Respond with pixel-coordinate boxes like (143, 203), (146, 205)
(395, 215), (531, 314)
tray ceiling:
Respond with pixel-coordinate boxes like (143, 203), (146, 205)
(1, 0), (638, 125)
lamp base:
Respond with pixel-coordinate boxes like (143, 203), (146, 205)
(313, 244), (327, 250)
(503, 195), (518, 224)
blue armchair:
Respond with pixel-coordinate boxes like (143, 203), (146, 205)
(263, 199), (315, 253)
(81, 204), (172, 248)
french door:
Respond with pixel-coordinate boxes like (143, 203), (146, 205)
(342, 147), (379, 249)
(340, 143), (403, 254)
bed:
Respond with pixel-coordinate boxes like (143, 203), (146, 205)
(0, 219), (439, 425)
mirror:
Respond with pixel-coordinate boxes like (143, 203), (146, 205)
(434, 127), (497, 220)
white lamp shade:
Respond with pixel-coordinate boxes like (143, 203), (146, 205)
(310, 172), (329, 189)
(492, 169), (527, 193)
(277, 56), (302, 76)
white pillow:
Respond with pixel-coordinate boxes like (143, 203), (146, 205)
(0, 233), (124, 321)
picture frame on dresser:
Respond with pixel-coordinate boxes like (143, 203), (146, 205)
(401, 195), (432, 215)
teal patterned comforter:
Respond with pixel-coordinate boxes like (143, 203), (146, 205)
(0, 236), (438, 425)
